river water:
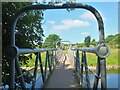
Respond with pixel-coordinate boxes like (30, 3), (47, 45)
(89, 73), (120, 88)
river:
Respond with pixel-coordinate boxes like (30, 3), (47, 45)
(89, 73), (120, 88)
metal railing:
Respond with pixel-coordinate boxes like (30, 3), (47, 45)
(7, 46), (62, 89)
(71, 44), (110, 89)
(6, 3), (110, 89)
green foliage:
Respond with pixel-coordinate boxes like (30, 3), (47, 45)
(84, 36), (91, 47)
(80, 48), (119, 67)
(71, 43), (85, 47)
(90, 39), (98, 46)
(15, 69), (34, 89)
(61, 44), (70, 50)
(2, 2), (44, 86)
(21, 52), (46, 67)
(43, 34), (61, 48)
(105, 33), (120, 48)
(106, 48), (119, 66)
(105, 35), (115, 43)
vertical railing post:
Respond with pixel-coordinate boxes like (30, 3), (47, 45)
(52, 51), (55, 68)
(47, 51), (52, 74)
(39, 52), (45, 83)
(45, 51), (48, 80)
(10, 58), (15, 89)
(55, 50), (57, 65)
(76, 50), (80, 83)
(80, 52), (84, 87)
(49, 51), (52, 70)
(100, 58), (106, 89)
(50, 51), (53, 70)
(83, 52), (90, 88)
(32, 53), (39, 89)
(75, 50), (78, 71)
(51, 51), (54, 69)
(15, 57), (26, 89)
(93, 57), (101, 89)
(76, 50), (80, 72)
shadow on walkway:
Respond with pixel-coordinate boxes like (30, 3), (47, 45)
(43, 53), (79, 88)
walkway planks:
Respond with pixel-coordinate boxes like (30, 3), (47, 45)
(44, 53), (79, 88)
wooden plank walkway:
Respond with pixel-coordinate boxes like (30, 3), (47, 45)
(44, 53), (79, 88)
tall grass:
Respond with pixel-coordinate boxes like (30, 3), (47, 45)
(21, 52), (46, 67)
(106, 48), (119, 66)
(81, 48), (119, 66)
(21, 48), (119, 67)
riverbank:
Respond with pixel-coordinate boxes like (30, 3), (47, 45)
(21, 65), (120, 71)
(88, 65), (120, 70)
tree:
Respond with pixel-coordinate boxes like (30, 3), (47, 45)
(2, 2), (44, 86)
(84, 36), (91, 47)
(92, 39), (95, 42)
(91, 39), (97, 46)
(43, 34), (61, 48)
(105, 34), (120, 48)
(105, 35), (115, 43)
(108, 34), (120, 48)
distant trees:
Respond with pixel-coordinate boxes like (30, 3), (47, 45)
(105, 35), (115, 43)
(82, 33), (120, 48)
(43, 34), (61, 48)
(90, 39), (98, 46)
(106, 34), (120, 48)
(67, 33), (119, 49)
(84, 36), (91, 47)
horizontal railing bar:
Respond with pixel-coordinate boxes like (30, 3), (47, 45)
(71, 47), (97, 53)
(71, 44), (110, 58)
(19, 48), (57, 54)
(7, 46), (57, 59)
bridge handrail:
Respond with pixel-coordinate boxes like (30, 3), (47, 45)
(7, 45), (57, 59)
(71, 44), (110, 58)
(9, 47), (61, 89)
(70, 43), (110, 89)
(19, 48), (57, 54)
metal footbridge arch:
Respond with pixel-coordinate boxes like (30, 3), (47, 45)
(6, 3), (110, 89)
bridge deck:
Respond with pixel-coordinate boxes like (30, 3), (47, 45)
(44, 53), (79, 88)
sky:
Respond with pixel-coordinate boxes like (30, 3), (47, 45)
(41, 2), (118, 44)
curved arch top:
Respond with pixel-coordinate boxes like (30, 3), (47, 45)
(11, 3), (105, 46)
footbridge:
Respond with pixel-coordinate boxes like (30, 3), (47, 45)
(6, 3), (110, 89)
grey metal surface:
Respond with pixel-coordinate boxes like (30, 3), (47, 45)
(32, 53), (39, 89)
(15, 58), (26, 89)
(39, 52), (45, 83)
(93, 57), (101, 89)
(71, 44), (110, 58)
